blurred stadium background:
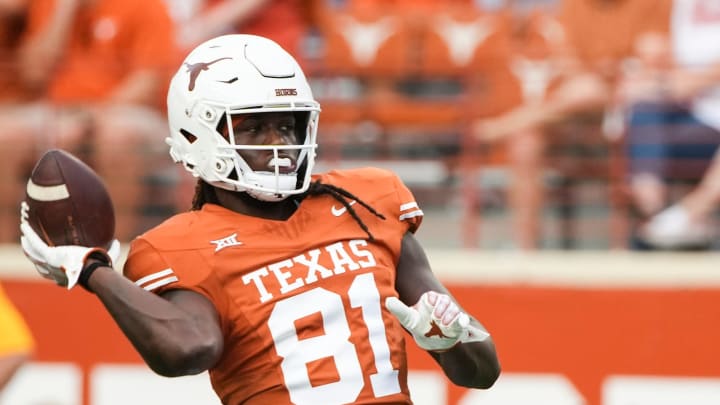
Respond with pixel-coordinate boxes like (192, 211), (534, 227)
(2, 0), (720, 404)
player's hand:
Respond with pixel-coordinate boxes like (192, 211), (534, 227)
(386, 291), (490, 352)
(19, 220), (120, 290)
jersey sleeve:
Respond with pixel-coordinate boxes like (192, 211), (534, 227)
(123, 237), (224, 304)
(389, 170), (424, 234)
(123, 236), (232, 339)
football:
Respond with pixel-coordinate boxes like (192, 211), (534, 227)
(24, 149), (115, 248)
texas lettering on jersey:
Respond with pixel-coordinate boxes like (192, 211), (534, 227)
(242, 239), (376, 303)
(123, 168), (422, 404)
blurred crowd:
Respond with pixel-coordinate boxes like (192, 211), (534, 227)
(0, 0), (718, 250)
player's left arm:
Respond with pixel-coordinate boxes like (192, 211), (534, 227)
(393, 231), (500, 389)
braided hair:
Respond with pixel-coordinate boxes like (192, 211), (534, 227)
(190, 179), (386, 240)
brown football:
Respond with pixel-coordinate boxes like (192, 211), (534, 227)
(24, 149), (115, 248)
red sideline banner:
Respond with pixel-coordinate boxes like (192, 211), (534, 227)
(3, 251), (720, 404)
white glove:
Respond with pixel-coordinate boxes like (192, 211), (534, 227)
(386, 291), (490, 351)
(20, 220), (120, 290)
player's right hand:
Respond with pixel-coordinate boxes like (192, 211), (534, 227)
(20, 205), (120, 290)
(386, 291), (490, 352)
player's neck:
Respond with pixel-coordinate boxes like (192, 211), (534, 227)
(215, 189), (298, 220)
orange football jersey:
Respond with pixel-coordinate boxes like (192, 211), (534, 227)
(124, 168), (423, 405)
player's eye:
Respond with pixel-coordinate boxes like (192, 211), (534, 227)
(277, 117), (297, 133)
(234, 121), (259, 135)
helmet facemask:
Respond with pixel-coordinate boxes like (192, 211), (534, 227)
(214, 107), (319, 201)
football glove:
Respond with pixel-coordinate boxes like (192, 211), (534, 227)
(386, 291), (490, 352)
(20, 220), (120, 290)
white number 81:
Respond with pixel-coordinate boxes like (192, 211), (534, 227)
(268, 273), (402, 404)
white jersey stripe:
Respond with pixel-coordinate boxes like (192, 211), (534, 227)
(400, 202), (418, 211)
(399, 210), (423, 221)
(142, 276), (179, 291)
(135, 269), (174, 287)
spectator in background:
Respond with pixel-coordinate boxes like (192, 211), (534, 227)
(0, 0), (177, 242)
(0, 0), (33, 103)
(619, 0), (720, 249)
(0, 0), (37, 244)
(473, 1), (563, 249)
(169, 0), (312, 65)
(0, 283), (34, 392)
(473, 0), (671, 249)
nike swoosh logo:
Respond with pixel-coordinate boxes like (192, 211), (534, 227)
(331, 200), (357, 216)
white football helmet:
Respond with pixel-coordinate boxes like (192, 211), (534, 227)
(166, 34), (321, 201)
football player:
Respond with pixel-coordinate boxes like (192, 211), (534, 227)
(20, 34), (499, 404)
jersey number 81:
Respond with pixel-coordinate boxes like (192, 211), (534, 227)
(268, 273), (402, 404)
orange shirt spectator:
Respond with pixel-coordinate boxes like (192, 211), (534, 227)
(22, 0), (176, 108)
(470, 0), (673, 250)
(209, 0), (308, 56)
(0, 0), (179, 243)
(176, 0), (311, 66)
(0, 0), (31, 103)
(557, 0), (671, 78)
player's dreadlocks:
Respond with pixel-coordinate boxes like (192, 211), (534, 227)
(190, 180), (386, 241)
(191, 179), (221, 209)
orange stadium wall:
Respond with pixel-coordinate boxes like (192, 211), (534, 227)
(2, 250), (720, 405)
